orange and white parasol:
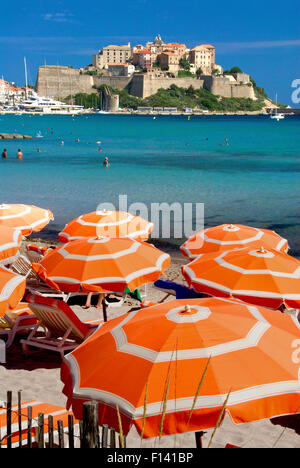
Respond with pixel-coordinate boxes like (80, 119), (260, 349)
(0, 226), (22, 265)
(59, 210), (153, 243)
(180, 224), (289, 261)
(61, 297), (300, 438)
(182, 246), (300, 309)
(33, 237), (170, 293)
(0, 204), (54, 235)
(0, 267), (26, 317)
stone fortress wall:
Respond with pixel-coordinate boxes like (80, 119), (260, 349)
(36, 66), (255, 101)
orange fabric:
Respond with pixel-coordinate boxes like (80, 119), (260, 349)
(59, 210), (153, 243)
(0, 400), (77, 447)
(180, 224), (288, 260)
(26, 244), (48, 255)
(182, 247), (300, 309)
(0, 204), (53, 235)
(32, 237), (170, 293)
(0, 267), (26, 317)
(0, 302), (37, 329)
(0, 225), (22, 264)
(60, 297), (300, 438)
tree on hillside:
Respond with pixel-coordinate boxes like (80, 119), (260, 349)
(196, 67), (203, 78)
(179, 58), (190, 71)
(224, 66), (243, 74)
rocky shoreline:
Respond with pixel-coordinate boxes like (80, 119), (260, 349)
(0, 133), (32, 139)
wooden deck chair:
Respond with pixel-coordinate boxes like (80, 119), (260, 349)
(21, 294), (103, 358)
(10, 255), (41, 281)
(25, 243), (56, 265)
(0, 302), (39, 348)
(0, 400), (78, 448)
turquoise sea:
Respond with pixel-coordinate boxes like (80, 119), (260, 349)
(0, 113), (299, 254)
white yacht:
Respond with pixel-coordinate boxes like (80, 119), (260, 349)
(270, 93), (285, 120)
(18, 90), (84, 114)
(270, 112), (285, 120)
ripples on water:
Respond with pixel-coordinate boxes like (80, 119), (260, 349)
(0, 114), (299, 254)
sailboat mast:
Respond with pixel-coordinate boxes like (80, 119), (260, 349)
(24, 57), (28, 99)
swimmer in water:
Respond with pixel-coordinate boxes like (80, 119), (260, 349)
(61, 141), (64, 145)
(1, 149), (7, 159)
(17, 149), (23, 160)
(98, 147), (102, 152)
(103, 157), (109, 167)
(75, 138), (80, 142)
(37, 148), (41, 153)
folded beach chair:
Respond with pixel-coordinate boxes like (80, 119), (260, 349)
(153, 279), (205, 301)
(9, 255), (41, 281)
(0, 302), (39, 348)
(25, 244), (48, 264)
(0, 400), (78, 448)
(21, 294), (103, 358)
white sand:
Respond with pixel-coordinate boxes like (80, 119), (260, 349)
(1, 246), (300, 448)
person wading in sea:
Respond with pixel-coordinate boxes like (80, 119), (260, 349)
(103, 157), (110, 167)
(17, 149), (23, 160)
(1, 149), (7, 159)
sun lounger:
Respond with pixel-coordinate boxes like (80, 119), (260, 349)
(20, 294), (103, 358)
(153, 279), (205, 300)
(0, 302), (39, 348)
(25, 243), (56, 264)
(9, 255), (40, 281)
(0, 400), (78, 448)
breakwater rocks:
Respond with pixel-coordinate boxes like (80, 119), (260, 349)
(0, 133), (32, 139)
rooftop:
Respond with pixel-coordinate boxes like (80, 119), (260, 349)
(192, 44), (215, 50)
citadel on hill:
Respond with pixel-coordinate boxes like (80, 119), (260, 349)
(36, 34), (258, 108)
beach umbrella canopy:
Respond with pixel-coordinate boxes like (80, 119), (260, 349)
(0, 204), (54, 235)
(0, 226), (22, 265)
(58, 210), (153, 243)
(32, 237), (170, 293)
(61, 297), (300, 438)
(0, 267), (26, 317)
(180, 224), (289, 261)
(182, 246), (300, 309)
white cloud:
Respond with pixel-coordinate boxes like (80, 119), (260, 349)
(42, 12), (74, 23)
(215, 39), (300, 54)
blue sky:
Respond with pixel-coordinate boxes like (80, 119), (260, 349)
(2, 0), (299, 104)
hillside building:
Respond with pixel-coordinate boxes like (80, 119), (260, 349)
(189, 44), (215, 74)
(93, 43), (132, 69)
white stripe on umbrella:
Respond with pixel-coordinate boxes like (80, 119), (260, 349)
(65, 354), (300, 420)
(48, 252), (170, 285)
(0, 272), (25, 301)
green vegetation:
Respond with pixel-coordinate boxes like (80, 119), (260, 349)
(224, 66), (243, 74)
(65, 93), (101, 108)
(179, 58), (190, 71)
(250, 77), (287, 108)
(81, 70), (98, 76)
(177, 70), (196, 78)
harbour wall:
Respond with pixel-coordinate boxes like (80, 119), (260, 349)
(36, 66), (255, 101)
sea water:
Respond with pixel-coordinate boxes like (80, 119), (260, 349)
(0, 113), (299, 254)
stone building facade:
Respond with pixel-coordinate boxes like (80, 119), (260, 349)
(189, 44), (216, 74)
(93, 43), (132, 69)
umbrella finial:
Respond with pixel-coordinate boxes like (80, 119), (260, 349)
(260, 246), (266, 253)
(184, 305), (191, 314)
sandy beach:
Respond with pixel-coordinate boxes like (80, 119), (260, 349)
(0, 239), (300, 449)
